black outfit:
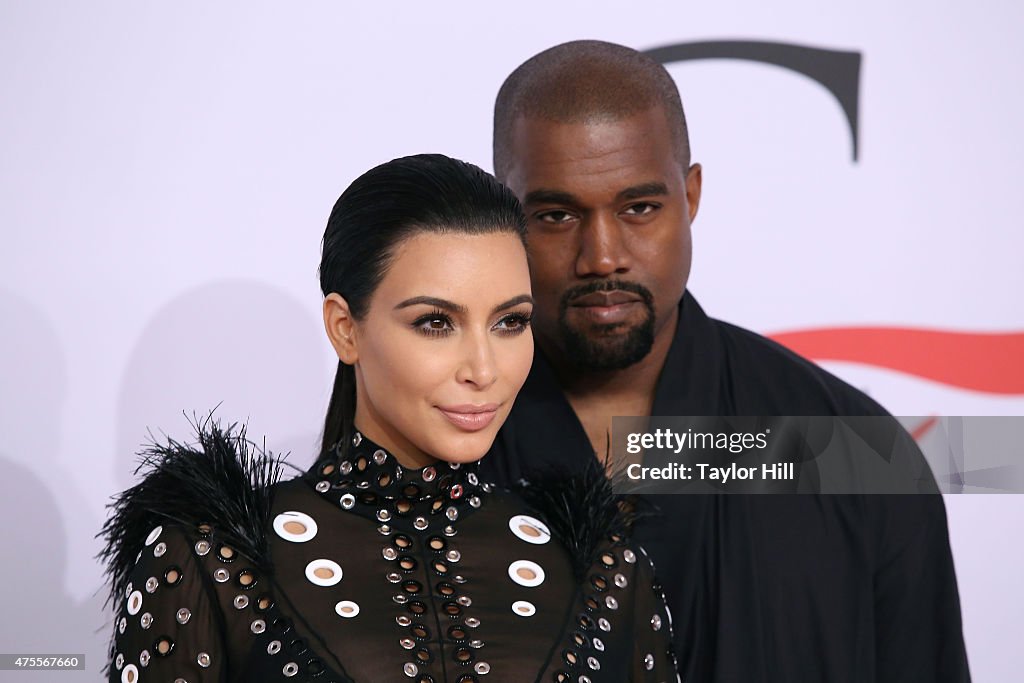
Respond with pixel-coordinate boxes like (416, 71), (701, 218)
(103, 426), (678, 682)
(482, 292), (970, 682)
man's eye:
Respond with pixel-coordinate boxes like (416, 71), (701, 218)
(623, 203), (658, 216)
(536, 210), (574, 224)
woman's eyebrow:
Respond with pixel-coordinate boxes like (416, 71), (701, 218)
(394, 296), (466, 314)
(492, 294), (533, 313)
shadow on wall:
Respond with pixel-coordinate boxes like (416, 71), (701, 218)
(0, 455), (108, 678)
(114, 280), (328, 490)
(0, 290), (107, 678)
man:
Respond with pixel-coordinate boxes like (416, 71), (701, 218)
(482, 40), (970, 682)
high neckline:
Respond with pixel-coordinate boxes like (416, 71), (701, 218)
(307, 430), (489, 532)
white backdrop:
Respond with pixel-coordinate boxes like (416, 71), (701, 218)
(2, 2), (1021, 680)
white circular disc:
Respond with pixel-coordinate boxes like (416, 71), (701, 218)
(273, 511), (318, 542)
(334, 600), (360, 618)
(305, 559), (343, 586)
(508, 515), (551, 544)
(511, 600), (536, 617)
(508, 559), (546, 587)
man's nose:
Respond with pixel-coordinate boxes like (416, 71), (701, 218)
(576, 213), (631, 278)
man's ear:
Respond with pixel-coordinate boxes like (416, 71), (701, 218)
(323, 293), (359, 364)
(685, 162), (703, 223)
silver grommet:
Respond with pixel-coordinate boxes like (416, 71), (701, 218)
(251, 619), (266, 634)
(469, 639), (484, 648)
(592, 637), (605, 651)
(623, 549), (636, 563)
(474, 661), (490, 674)
(469, 496), (481, 508)
(413, 517), (428, 531)
(118, 617), (126, 634)
(233, 595), (249, 610)
(114, 653), (124, 670)
(467, 473), (479, 485)
(396, 615), (412, 626)
(197, 652), (211, 668)
(422, 467), (436, 482)
(457, 596), (472, 607)
(445, 506), (459, 521)
(465, 617), (481, 628)
(267, 639), (282, 654)
(644, 653), (654, 670)
(446, 549), (461, 563)
(153, 542), (167, 558)
(587, 656), (600, 670)
(373, 449), (388, 464)
(340, 460), (353, 475)
(352, 431), (363, 446)
(651, 614), (662, 631)
(605, 596), (618, 610)
(377, 509), (392, 522)
(176, 608), (191, 624)
(195, 540), (211, 556)
(443, 525), (456, 537)
(614, 573), (628, 588)
(283, 661), (299, 677)
(315, 480), (330, 493)
(400, 638), (415, 650)
(213, 568), (230, 583)
(378, 524), (392, 535)
(598, 617), (611, 632)
(382, 547), (398, 561)
(139, 612), (153, 629)
(393, 594), (409, 604)
(340, 493), (356, 509)
(403, 662), (419, 677)
(139, 650), (150, 667)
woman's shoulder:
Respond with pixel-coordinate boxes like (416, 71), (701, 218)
(99, 417), (293, 606)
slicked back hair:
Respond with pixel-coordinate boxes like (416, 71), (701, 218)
(493, 40), (691, 181)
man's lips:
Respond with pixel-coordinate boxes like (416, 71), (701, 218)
(436, 404), (499, 432)
(569, 290), (643, 308)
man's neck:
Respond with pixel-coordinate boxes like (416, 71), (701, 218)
(541, 306), (678, 459)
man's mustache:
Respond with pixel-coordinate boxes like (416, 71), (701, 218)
(559, 279), (654, 312)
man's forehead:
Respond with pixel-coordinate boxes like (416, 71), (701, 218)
(505, 110), (681, 197)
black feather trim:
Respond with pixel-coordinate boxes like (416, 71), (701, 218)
(513, 457), (650, 581)
(97, 414), (285, 608)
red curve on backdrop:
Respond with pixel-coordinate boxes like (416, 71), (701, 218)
(768, 328), (1024, 395)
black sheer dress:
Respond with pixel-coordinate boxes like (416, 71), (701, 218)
(102, 425), (678, 682)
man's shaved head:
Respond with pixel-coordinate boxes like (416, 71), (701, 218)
(493, 40), (690, 181)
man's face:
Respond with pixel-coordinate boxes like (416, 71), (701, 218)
(502, 107), (701, 370)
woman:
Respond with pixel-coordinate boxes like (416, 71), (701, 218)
(101, 154), (677, 682)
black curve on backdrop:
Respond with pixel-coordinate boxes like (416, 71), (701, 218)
(644, 40), (861, 161)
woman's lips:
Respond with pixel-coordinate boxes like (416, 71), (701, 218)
(437, 404), (499, 432)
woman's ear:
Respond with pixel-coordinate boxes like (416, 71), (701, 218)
(323, 293), (359, 364)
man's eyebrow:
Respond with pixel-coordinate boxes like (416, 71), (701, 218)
(394, 296), (467, 314)
(618, 182), (669, 201)
(493, 294), (533, 313)
(523, 189), (578, 206)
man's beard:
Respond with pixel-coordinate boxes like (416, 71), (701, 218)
(556, 280), (656, 371)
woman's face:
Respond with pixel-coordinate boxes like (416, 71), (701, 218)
(327, 231), (534, 468)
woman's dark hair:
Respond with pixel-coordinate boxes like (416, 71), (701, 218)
(318, 153), (527, 454)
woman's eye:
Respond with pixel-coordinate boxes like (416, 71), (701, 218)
(494, 312), (533, 335)
(414, 312), (454, 337)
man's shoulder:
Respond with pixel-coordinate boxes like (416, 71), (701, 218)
(708, 315), (889, 416)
